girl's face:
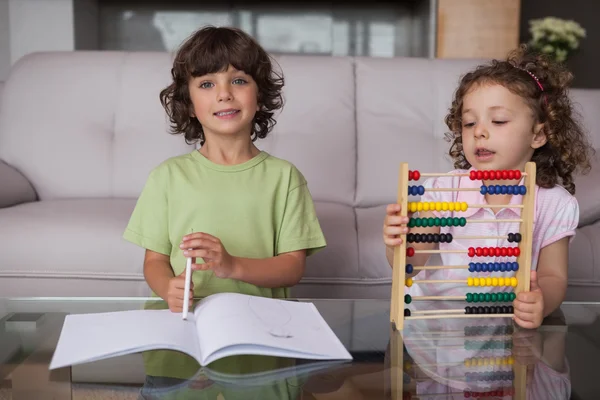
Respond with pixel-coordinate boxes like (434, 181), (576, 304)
(460, 83), (546, 174)
(188, 65), (259, 140)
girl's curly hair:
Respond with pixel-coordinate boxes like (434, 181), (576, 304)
(160, 26), (284, 145)
(444, 44), (595, 194)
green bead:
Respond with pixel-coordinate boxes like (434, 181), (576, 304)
(453, 217), (460, 226)
(485, 293), (491, 302)
(460, 217), (467, 227)
(428, 217), (435, 227)
(510, 292), (516, 301)
(415, 218), (422, 227)
(434, 217), (441, 226)
(407, 219), (414, 228)
(466, 293), (472, 302)
(440, 217), (447, 227)
(404, 294), (412, 304)
(491, 293), (497, 302)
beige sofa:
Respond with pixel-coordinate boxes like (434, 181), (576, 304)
(1, 52), (599, 301)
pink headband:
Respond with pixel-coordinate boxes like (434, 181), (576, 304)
(517, 67), (544, 92)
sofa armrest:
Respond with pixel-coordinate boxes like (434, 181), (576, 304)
(574, 148), (600, 227)
(0, 160), (37, 208)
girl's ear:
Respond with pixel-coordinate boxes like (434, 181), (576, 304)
(531, 122), (547, 149)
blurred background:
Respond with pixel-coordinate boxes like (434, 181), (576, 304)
(0, 0), (598, 87)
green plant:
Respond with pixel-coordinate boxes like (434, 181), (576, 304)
(528, 17), (586, 62)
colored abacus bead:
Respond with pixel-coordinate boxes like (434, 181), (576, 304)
(470, 170), (477, 180)
(413, 170), (420, 180)
(405, 264), (413, 273)
(404, 309), (411, 316)
(468, 247), (475, 257)
(404, 294), (412, 304)
(405, 278), (413, 287)
(406, 247), (415, 257)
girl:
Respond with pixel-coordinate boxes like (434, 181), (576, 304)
(124, 26), (327, 388)
(382, 45), (594, 329)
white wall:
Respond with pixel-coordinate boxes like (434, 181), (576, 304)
(0, 0), (10, 81)
(9, 0), (75, 65)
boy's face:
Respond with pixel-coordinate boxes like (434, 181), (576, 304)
(188, 65), (259, 139)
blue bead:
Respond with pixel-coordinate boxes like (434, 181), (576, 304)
(488, 185), (495, 195)
(482, 263), (489, 272)
(512, 262), (519, 271)
(418, 185), (425, 195)
(501, 185), (507, 194)
(495, 185), (502, 194)
(513, 185), (520, 194)
(406, 264), (413, 273)
(412, 186), (418, 195)
(500, 262), (507, 272)
(507, 185), (514, 194)
(469, 262), (475, 272)
(480, 185), (487, 194)
(493, 262), (500, 272)
(520, 186), (527, 195)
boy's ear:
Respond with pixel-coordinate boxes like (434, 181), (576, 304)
(531, 122), (547, 149)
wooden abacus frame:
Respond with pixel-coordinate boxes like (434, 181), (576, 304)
(390, 162), (536, 330)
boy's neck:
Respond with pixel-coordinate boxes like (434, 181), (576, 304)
(199, 138), (261, 166)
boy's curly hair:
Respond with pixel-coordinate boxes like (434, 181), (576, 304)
(444, 44), (595, 194)
(160, 26), (284, 145)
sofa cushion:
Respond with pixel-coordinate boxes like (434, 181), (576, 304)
(573, 148), (600, 226)
(0, 161), (37, 208)
(568, 219), (600, 285)
(0, 199), (144, 280)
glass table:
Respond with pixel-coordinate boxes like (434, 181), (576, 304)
(1, 297), (599, 400)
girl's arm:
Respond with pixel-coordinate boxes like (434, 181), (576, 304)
(229, 250), (306, 288)
(536, 237), (569, 316)
(385, 210), (440, 278)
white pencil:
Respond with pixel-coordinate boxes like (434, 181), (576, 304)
(182, 256), (192, 320)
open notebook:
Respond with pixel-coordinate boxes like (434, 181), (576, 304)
(49, 292), (352, 370)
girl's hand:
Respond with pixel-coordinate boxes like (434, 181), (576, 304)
(513, 271), (544, 329)
(180, 232), (237, 279)
(166, 269), (194, 312)
(383, 204), (411, 248)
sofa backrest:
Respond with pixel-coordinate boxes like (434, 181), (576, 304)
(1, 52), (599, 206)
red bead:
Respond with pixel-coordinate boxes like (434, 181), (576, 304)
(507, 170), (515, 179)
(468, 247), (475, 257)
(506, 248), (512, 257)
(482, 170), (489, 180)
(501, 247), (508, 256)
(501, 170), (508, 179)
(413, 170), (420, 180)
(514, 247), (521, 256)
(470, 170), (477, 180)
(482, 247), (489, 256)
(407, 247), (415, 257)
(408, 170), (413, 180)
(475, 247), (483, 256)
(476, 170), (483, 180)
(489, 170), (496, 180)
(495, 247), (502, 256)
(514, 170), (521, 180)
(464, 391), (471, 398)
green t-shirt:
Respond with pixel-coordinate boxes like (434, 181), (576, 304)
(123, 150), (327, 379)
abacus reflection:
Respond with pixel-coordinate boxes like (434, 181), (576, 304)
(391, 162), (536, 329)
(389, 314), (570, 400)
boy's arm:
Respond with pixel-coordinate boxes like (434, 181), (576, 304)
(230, 250), (306, 288)
(536, 237), (569, 316)
(143, 249), (175, 300)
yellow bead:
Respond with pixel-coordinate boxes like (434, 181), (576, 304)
(417, 202), (423, 211)
(486, 277), (492, 286)
(467, 277), (473, 286)
(455, 201), (461, 211)
(492, 277), (498, 286)
(406, 278), (413, 287)
(498, 277), (505, 286)
(478, 358), (484, 366)
(474, 277), (480, 286)
(502, 358), (508, 365)
(461, 202), (468, 211)
(404, 360), (412, 371)
(442, 202), (448, 211)
(495, 357), (502, 365)
(508, 356), (514, 365)
(423, 202), (430, 211)
(448, 202), (455, 211)
(511, 277), (518, 287)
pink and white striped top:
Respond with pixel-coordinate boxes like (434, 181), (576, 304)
(406, 169), (579, 298)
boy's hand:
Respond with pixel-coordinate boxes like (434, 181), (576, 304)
(166, 269), (194, 313)
(513, 271), (544, 329)
(181, 232), (236, 279)
(383, 204), (411, 248)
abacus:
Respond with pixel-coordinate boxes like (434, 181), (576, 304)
(391, 321), (528, 400)
(390, 162), (536, 330)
